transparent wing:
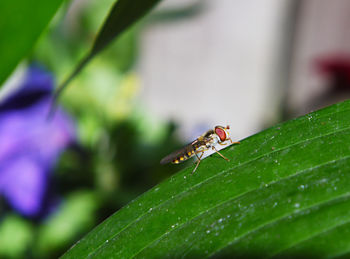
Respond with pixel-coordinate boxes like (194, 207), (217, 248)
(160, 142), (195, 165)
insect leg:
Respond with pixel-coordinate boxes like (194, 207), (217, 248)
(212, 146), (230, 161)
(219, 138), (240, 145)
(192, 151), (205, 174)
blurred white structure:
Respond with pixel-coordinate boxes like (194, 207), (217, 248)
(288, 0), (350, 115)
(139, 0), (291, 141)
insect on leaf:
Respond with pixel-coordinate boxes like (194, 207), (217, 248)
(62, 100), (350, 258)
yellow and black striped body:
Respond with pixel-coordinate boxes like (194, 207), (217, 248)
(172, 145), (195, 164)
(160, 138), (208, 165)
(160, 125), (235, 173)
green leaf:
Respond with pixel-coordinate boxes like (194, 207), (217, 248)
(0, 0), (64, 86)
(36, 191), (99, 257)
(0, 215), (33, 258)
(54, 0), (161, 99)
(62, 100), (350, 258)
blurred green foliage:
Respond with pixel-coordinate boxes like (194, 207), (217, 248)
(0, 0), (64, 86)
(0, 215), (32, 258)
(0, 0), (196, 258)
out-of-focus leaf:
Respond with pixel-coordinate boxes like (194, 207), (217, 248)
(0, 0), (64, 87)
(0, 215), (33, 258)
(36, 191), (99, 257)
(55, 0), (161, 98)
(90, 0), (161, 55)
(62, 100), (350, 258)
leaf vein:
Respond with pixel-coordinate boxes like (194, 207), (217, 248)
(133, 155), (350, 258)
(87, 113), (350, 258)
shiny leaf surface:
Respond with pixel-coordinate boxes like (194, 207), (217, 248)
(62, 100), (350, 258)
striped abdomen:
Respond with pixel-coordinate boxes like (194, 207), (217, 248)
(171, 145), (196, 164)
(160, 142), (201, 165)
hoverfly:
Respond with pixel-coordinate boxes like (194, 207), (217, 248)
(160, 125), (240, 174)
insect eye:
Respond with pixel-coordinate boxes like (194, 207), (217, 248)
(215, 127), (226, 142)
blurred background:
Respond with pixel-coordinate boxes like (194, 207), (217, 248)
(1, 0), (350, 257)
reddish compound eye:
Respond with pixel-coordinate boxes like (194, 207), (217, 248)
(215, 127), (226, 142)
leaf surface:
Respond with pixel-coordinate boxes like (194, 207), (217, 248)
(0, 0), (63, 86)
(62, 100), (350, 258)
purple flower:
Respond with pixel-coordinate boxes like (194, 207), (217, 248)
(0, 65), (76, 217)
